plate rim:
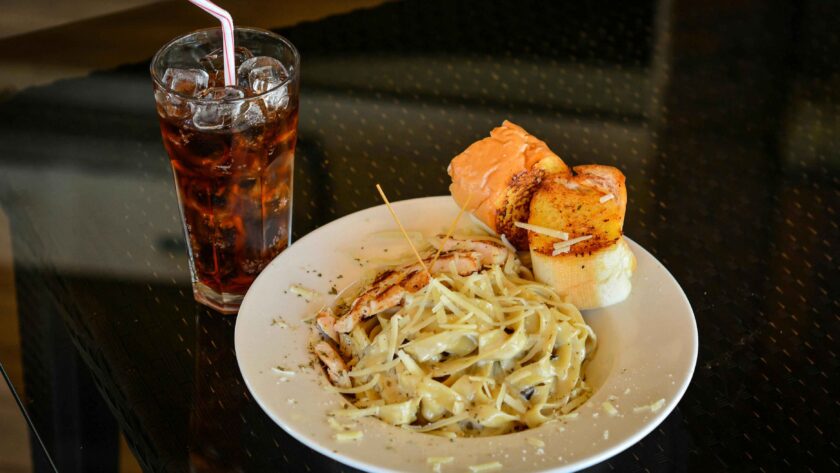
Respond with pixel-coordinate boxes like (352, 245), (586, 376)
(234, 195), (699, 473)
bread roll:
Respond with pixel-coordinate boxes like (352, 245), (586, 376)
(531, 237), (636, 309)
(527, 165), (635, 309)
(447, 122), (636, 309)
(448, 120), (567, 250)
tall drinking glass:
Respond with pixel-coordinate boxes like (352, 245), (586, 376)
(151, 27), (299, 314)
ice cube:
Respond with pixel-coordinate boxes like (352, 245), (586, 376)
(237, 56), (289, 94)
(232, 101), (266, 130)
(162, 68), (209, 96)
(156, 69), (210, 120)
(201, 46), (254, 74)
(155, 90), (191, 120)
(264, 86), (290, 112)
(191, 87), (246, 131)
(237, 56), (292, 112)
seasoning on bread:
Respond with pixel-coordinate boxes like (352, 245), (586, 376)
(448, 122), (636, 309)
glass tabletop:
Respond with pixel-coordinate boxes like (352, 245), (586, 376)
(1, 0), (838, 471)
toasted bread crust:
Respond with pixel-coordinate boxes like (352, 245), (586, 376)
(493, 168), (549, 249)
(568, 165), (627, 210)
(528, 165), (627, 255)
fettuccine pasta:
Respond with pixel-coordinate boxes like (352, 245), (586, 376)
(324, 250), (596, 437)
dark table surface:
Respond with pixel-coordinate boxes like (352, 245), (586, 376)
(1, 0), (839, 472)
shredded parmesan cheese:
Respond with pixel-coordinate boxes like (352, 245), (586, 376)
(397, 350), (423, 375)
(602, 401), (619, 416)
(650, 398), (666, 412)
(551, 246), (570, 256)
(407, 413), (470, 433)
(552, 235), (593, 253)
(427, 456), (454, 473)
(514, 222), (569, 241)
(503, 393), (527, 414)
(334, 430), (363, 442)
(599, 193), (615, 203)
(633, 398), (666, 413)
(271, 367), (296, 378)
(469, 461), (503, 472)
(603, 430), (610, 440)
(495, 383), (507, 410)
(499, 234), (517, 253)
(327, 416), (356, 431)
(289, 284), (320, 300)
(327, 417), (342, 430)
(527, 437), (545, 448)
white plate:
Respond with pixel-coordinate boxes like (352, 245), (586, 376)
(235, 196), (698, 473)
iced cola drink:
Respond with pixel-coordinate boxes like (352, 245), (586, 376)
(151, 28), (299, 313)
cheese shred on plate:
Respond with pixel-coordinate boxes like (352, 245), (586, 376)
(333, 430), (363, 442)
(469, 461), (503, 472)
(527, 437), (545, 448)
(602, 401), (619, 416)
(271, 367), (296, 380)
(427, 456), (454, 473)
(289, 284), (320, 300)
(633, 398), (666, 413)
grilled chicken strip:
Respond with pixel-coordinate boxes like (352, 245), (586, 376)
(315, 308), (339, 343)
(437, 236), (509, 266)
(333, 238), (511, 333)
(313, 340), (351, 388)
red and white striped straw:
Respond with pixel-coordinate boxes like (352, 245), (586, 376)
(188, 0), (236, 86)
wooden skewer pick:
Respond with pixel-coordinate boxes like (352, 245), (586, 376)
(429, 193), (473, 270)
(375, 184), (430, 277)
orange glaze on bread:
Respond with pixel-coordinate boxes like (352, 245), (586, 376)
(447, 121), (568, 249)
